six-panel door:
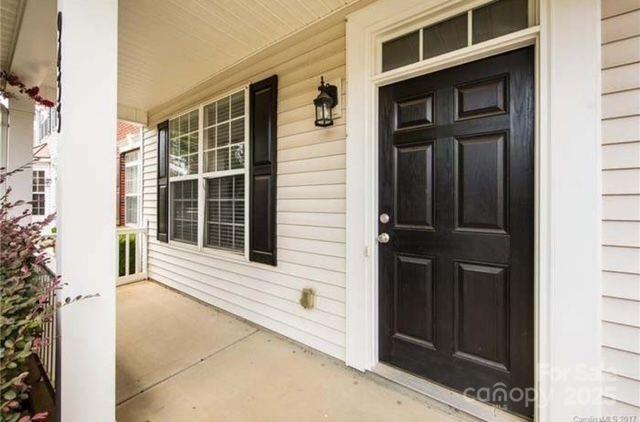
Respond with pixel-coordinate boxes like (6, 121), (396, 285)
(378, 47), (535, 417)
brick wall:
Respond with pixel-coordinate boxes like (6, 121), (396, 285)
(117, 121), (142, 226)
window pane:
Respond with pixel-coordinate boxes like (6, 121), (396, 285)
(205, 127), (215, 150)
(472, 0), (528, 44)
(216, 147), (229, 171)
(126, 196), (138, 225)
(382, 30), (420, 72)
(171, 180), (198, 244)
(423, 14), (468, 60)
(202, 90), (246, 174)
(217, 122), (229, 147)
(230, 144), (245, 169)
(217, 96), (230, 122)
(230, 92), (244, 119)
(125, 166), (139, 194)
(205, 175), (244, 252)
(169, 110), (199, 177)
(205, 150), (215, 173)
(32, 193), (45, 216)
(32, 171), (45, 216)
(124, 150), (139, 163)
(230, 118), (244, 144)
(204, 103), (216, 127)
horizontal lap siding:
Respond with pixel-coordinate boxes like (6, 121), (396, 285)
(142, 22), (348, 360)
(601, 0), (640, 414)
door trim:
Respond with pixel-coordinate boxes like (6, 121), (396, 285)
(345, 0), (602, 420)
(373, 363), (523, 421)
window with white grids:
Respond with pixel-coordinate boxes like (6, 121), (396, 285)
(124, 149), (140, 225)
(169, 110), (199, 243)
(168, 89), (247, 253)
(203, 91), (246, 252)
(32, 170), (45, 216)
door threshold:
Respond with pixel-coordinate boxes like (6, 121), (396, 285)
(372, 363), (527, 422)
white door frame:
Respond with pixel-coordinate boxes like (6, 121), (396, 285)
(345, 0), (602, 420)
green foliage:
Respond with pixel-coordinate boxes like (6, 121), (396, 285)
(0, 165), (56, 422)
(118, 234), (136, 277)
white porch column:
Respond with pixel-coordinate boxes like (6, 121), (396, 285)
(56, 0), (117, 420)
(6, 97), (34, 221)
(540, 0), (602, 420)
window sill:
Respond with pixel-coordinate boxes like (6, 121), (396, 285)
(166, 240), (248, 263)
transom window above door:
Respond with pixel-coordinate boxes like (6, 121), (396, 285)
(381, 0), (530, 73)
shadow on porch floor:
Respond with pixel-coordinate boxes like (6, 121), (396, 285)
(116, 281), (474, 421)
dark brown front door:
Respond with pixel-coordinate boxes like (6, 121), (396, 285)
(378, 47), (534, 417)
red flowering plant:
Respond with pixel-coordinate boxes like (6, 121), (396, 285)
(0, 72), (56, 108)
(0, 164), (92, 421)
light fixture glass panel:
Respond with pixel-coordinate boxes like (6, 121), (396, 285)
(382, 30), (420, 72)
(472, 0), (528, 44)
(423, 14), (468, 60)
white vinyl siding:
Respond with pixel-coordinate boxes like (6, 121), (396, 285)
(601, 0), (640, 415)
(142, 21), (347, 359)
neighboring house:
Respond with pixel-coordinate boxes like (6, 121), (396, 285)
(1, 0), (638, 420)
(31, 105), (57, 234)
(116, 121), (142, 227)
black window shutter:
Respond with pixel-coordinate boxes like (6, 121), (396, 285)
(157, 120), (169, 242)
(249, 75), (278, 265)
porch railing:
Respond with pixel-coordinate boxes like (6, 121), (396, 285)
(116, 225), (148, 285)
(33, 263), (58, 393)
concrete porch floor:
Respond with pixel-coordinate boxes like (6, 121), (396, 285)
(116, 281), (476, 421)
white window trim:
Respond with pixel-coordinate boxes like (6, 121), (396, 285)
(123, 148), (141, 227)
(168, 86), (250, 260)
(346, 0), (601, 420)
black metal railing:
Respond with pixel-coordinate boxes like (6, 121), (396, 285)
(33, 263), (58, 395)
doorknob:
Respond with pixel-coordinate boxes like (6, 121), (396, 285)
(377, 233), (390, 244)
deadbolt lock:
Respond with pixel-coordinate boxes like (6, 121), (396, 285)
(379, 213), (390, 224)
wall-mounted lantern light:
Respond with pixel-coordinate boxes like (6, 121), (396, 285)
(314, 76), (338, 127)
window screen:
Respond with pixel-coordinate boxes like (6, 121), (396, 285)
(205, 175), (244, 252)
(171, 180), (198, 244)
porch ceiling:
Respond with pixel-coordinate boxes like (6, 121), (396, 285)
(119, 0), (362, 115)
(0, 0), (24, 79)
(1, 0), (57, 91)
